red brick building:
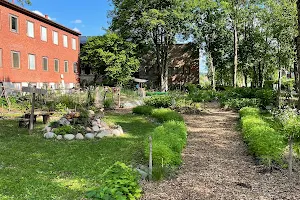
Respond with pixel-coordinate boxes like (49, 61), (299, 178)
(0, 0), (81, 90)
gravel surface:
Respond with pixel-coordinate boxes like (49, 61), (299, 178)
(142, 104), (300, 200)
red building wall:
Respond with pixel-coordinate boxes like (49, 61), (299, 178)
(0, 2), (80, 88)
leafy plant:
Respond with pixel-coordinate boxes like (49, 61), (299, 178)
(221, 98), (260, 110)
(151, 108), (184, 122)
(103, 99), (114, 109)
(86, 162), (142, 200)
(132, 105), (154, 115)
(144, 95), (172, 108)
(53, 125), (75, 135)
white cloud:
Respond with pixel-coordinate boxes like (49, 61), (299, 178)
(73, 27), (80, 33)
(71, 19), (82, 24)
(32, 10), (55, 21)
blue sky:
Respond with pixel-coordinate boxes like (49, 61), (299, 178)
(24, 0), (112, 36)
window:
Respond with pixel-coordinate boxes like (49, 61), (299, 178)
(11, 51), (20, 68)
(64, 61), (68, 72)
(10, 15), (18, 32)
(27, 21), (34, 38)
(0, 49), (2, 68)
(41, 26), (47, 41)
(42, 57), (48, 71)
(54, 59), (59, 72)
(72, 38), (76, 50)
(52, 31), (58, 45)
(28, 54), (36, 70)
(63, 35), (68, 47)
(73, 62), (78, 73)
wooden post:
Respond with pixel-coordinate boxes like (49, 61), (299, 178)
(29, 86), (36, 131)
(149, 136), (153, 180)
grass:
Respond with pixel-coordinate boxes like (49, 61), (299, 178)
(0, 113), (157, 199)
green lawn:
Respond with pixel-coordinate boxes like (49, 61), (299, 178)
(0, 113), (157, 200)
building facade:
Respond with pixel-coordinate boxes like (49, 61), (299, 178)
(0, 0), (81, 91)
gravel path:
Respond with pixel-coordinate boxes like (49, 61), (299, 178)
(142, 104), (300, 200)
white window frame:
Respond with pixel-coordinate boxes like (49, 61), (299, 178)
(27, 21), (34, 38)
(52, 31), (58, 45)
(42, 57), (48, 71)
(73, 62), (78, 73)
(72, 38), (76, 50)
(63, 35), (68, 48)
(41, 26), (47, 42)
(64, 61), (68, 73)
(28, 54), (36, 70)
(54, 59), (59, 72)
(10, 15), (18, 33)
(11, 51), (20, 68)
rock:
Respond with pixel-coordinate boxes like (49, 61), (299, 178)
(75, 133), (84, 140)
(117, 126), (124, 134)
(100, 121), (109, 129)
(64, 134), (75, 140)
(92, 121), (98, 126)
(99, 127), (108, 131)
(59, 118), (70, 126)
(44, 126), (52, 133)
(86, 127), (92, 132)
(96, 130), (112, 138)
(112, 129), (122, 136)
(92, 125), (100, 132)
(123, 102), (134, 108)
(44, 132), (56, 139)
(88, 110), (95, 117)
(85, 133), (95, 139)
(96, 119), (101, 125)
(56, 135), (63, 140)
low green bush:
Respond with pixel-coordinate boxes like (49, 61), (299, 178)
(146, 92), (168, 96)
(103, 99), (114, 109)
(221, 98), (260, 110)
(86, 162), (142, 200)
(240, 109), (285, 165)
(188, 90), (218, 102)
(254, 89), (276, 107)
(151, 108), (184, 122)
(132, 105), (154, 115)
(53, 125), (75, 135)
(144, 95), (172, 108)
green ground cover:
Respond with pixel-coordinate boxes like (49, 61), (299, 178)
(0, 114), (157, 199)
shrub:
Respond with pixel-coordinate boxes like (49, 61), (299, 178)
(146, 92), (168, 96)
(53, 125), (75, 135)
(188, 90), (218, 102)
(151, 108), (184, 122)
(86, 162), (142, 200)
(132, 105), (154, 115)
(221, 98), (260, 110)
(239, 107), (260, 118)
(240, 110), (285, 165)
(144, 95), (172, 108)
(254, 89), (276, 107)
(103, 99), (114, 109)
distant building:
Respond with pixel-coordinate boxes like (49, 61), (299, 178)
(0, 0), (81, 91)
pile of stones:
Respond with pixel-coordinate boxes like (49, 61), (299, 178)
(43, 110), (124, 140)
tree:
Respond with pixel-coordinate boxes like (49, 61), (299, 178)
(110, 0), (186, 91)
(80, 33), (140, 85)
(296, 0), (300, 108)
(17, 0), (31, 6)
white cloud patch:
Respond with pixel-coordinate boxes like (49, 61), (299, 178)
(71, 19), (82, 24)
(32, 10), (56, 21)
(73, 27), (80, 32)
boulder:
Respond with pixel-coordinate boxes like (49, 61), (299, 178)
(59, 118), (70, 126)
(92, 125), (100, 132)
(44, 132), (56, 139)
(64, 134), (75, 140)
(75, 133), (84, 140)
(56, 135), (63, 140)
(96, 130), (112, 138)
(44, 126), (52, 133)
(117, 126), (124, 134)
(112, 129), (122, 136)
(100, 121), (109, 129)
(99, 127), (108, 131)
(86, 127), (92, 132)
(85, 133), (95, 139)
(92, 121), (98, 126)
(88, 110), (95, 117)
(96, 119), (101, 125)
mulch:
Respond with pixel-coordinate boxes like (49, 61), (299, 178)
(141, 103), (300, 200)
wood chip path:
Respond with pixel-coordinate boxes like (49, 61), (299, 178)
(142, 104), (300, 200)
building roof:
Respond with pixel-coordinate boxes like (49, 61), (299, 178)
(0, 0), (81, 36)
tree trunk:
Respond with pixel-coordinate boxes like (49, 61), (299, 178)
(244, 73), (247, 87)
(277, 67), (282, 107)
(297, 1), (300, 108)
(294, 60), (298, 93)
(209, 52), (216, 91)
(288, 136), (293, 179)
(233, 20), (238, 88)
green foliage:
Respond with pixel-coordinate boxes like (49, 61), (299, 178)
(103, 99), (114, 109)
(239, 107), (260, 118)
(53, 125), (75, 135)
(151, 108), (184, 122)
(144, 95), (172, 108)
(132, 105), (154, 115)
(80, 33), (140, 85)
(188, 90), (218, 102)
(86, 162), (142, 200)
(240, 109), (285, 165)
(146, 92), (168, 96)
(221, 98), (260, 110)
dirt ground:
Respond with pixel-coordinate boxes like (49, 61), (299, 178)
(142, 103), (300, 200)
